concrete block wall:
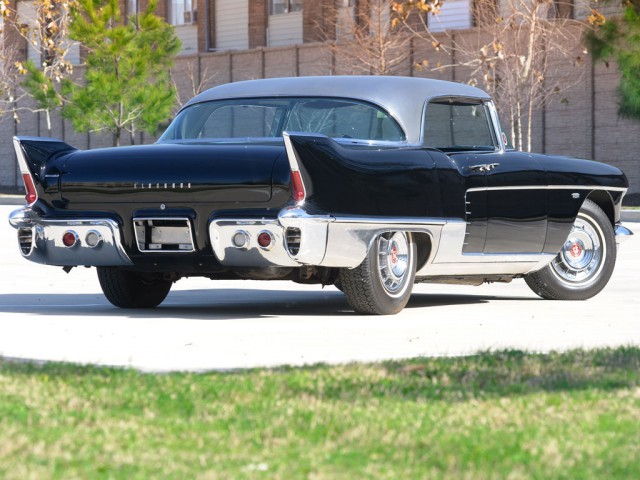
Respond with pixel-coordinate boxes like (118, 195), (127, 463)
(1, 31), (639, 197)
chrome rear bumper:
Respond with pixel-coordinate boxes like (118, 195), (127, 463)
(615, 224), (634, 243)
(8, 207), (132, 266)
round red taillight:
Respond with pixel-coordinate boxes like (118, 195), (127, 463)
(62, 231), (78, 248)
(257, 231), (273, 250)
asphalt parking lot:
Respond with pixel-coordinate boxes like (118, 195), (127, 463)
(1, 204), (638, 372)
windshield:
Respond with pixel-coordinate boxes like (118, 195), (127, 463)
(159, 97), (405, 143)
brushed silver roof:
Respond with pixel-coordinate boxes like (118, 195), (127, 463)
(183, 76), (492, 144)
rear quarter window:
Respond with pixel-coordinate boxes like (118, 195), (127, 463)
(423, 99), (497, 150)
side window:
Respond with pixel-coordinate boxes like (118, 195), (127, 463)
(423, 99), (496, 150)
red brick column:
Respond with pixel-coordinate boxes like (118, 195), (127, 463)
(249, 0), (267, 48)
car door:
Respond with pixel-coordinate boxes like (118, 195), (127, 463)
(424, 97), (548, 255)
(482, 153), (548, 253)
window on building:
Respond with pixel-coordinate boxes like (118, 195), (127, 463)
(428, 0), (472, 32)
(168, 0), (197, 25)
(270, 0), (303, 15)
(552, 0), (574, 19)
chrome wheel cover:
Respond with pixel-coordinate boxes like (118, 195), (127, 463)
(377, 232), (411, 296)
(551, 214), (605, 287)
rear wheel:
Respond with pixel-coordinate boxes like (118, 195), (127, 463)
(97, 267), (172, 308)
(339, 231), (417, 315)
(524, 199), (616, 300)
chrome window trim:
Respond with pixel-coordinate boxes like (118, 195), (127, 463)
(486, 101), (506, 152)
(420, 96), (501, 151)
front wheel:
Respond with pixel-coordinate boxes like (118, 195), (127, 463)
(339, 231), (417, 315)
(524, 199), (616, 300)
(97, 267), (172, 308)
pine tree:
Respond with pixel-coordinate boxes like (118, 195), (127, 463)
(63, 0), (180, 145)
(586, 1), (640, 119)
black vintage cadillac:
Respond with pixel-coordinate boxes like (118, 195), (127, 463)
(8, 76), (633, 314)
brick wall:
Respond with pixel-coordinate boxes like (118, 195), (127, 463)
(2, 34), (639, 196)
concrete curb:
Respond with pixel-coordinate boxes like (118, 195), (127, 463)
(0, 195), (24, 206)
(622, 210), (640, 223)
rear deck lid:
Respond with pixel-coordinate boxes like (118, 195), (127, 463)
(59, 142), (284, 204)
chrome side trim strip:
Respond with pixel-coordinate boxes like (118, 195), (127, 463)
(331, 216), (447, 226)
(421, 260), (553, 276)
(427, 220), (555, 276)
(325, 216), (443, 269)
(466, 185), (628, 193)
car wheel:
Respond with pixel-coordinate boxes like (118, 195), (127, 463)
(97, 267), (172, 308)
(524, 199), (616, 300)
(339, 231), (417, 315)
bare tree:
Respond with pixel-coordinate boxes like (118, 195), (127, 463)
(11, 0), (77, 134)
(172, 58), (218, 107)
(0, 40), (21, 118)
(325, 0), (413, 75)
(395, 0), (584, 151)
(1, 1), (21, 118)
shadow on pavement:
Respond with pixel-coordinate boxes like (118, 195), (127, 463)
(0, 288), (539, 319)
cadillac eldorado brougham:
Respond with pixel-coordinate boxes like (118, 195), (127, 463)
(8, 76), (633, 314)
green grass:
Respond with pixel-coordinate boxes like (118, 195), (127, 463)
(1, 348), (639, 479)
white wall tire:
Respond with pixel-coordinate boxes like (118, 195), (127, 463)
(525, 199), (616, 300)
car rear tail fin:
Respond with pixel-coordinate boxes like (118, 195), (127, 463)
(13, 137), (77, 205)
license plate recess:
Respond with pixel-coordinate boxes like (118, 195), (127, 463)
(133, 218), (195, 252)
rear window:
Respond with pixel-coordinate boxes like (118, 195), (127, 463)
(423, 99), (497, 151)
(160, 97), (405, 143)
